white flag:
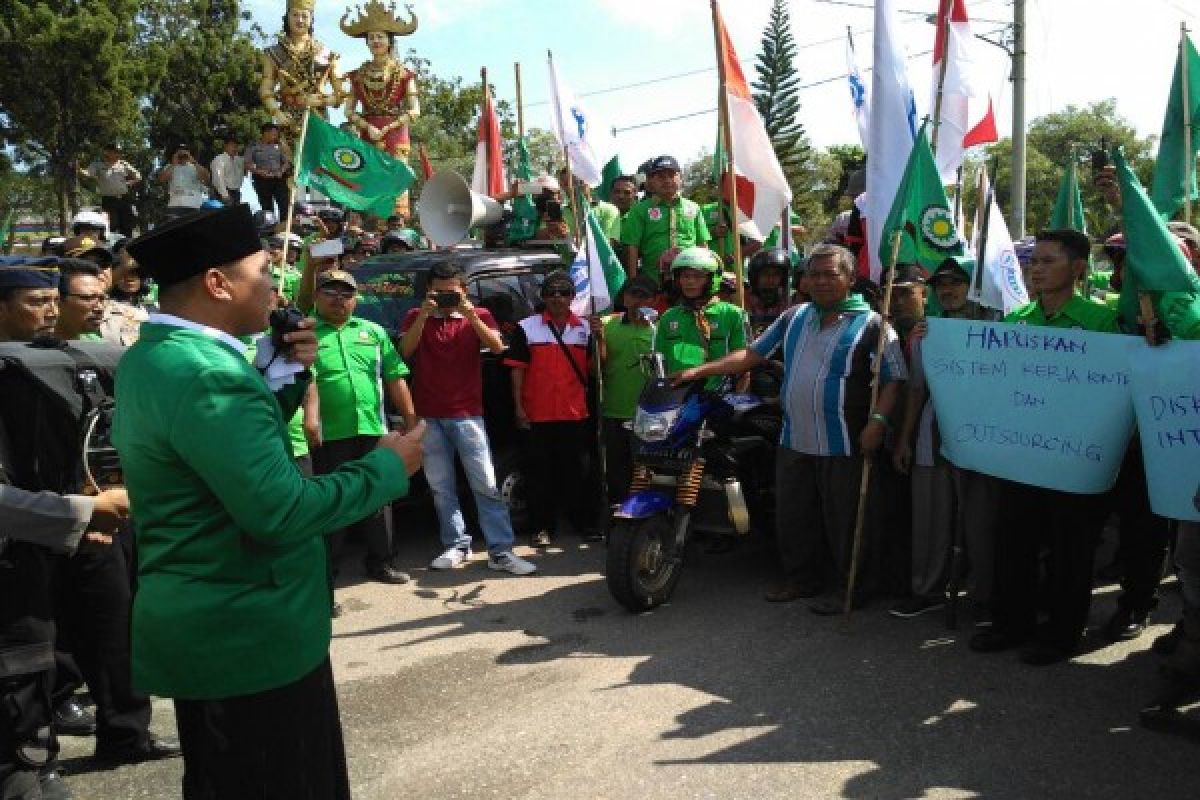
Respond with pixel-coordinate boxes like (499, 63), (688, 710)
(569, 209), (615, 315)
(970, 170), (1029, 314)
(845, 33), (871, 149)
(865, 0), (918, 280)
(547, 55), (616, 188)
(929, 0), (999, 183)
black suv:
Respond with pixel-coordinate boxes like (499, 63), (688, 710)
(350, 246), (568, 531)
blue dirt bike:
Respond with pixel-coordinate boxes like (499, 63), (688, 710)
(605, 353), (779, 612)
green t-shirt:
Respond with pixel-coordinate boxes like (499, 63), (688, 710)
(601, 314), (655, 419)
(1004, 292), (1120, 333)
(565, 199), (622, 243)
(312, 315), (409, 441)
(653, 300), (749, 377)
(620, 195), (711, 285)
(272, 264), (302, 303)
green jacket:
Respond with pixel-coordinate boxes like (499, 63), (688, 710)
(113, 321), (410, 700)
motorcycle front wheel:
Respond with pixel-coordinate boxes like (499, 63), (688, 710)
(606, 515), (684, 612)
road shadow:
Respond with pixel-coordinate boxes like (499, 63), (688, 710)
(336, 529), (1200, 799)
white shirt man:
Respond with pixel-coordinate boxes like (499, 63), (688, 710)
(210, 138), (246, 206)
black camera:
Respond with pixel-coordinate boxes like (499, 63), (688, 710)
(269, 305), (305, 352)
(1091, 136), (1110, 171)
(433, 291), (460, 309)
(545, 200), (564, 223)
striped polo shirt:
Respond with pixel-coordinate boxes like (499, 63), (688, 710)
(503, 312), (591, 423)
(751, 303), (907, 456)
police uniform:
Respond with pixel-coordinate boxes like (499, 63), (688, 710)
(116, 206), (413, 798)
(0, 259), (66, 798)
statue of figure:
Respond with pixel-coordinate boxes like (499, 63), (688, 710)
(341, 1), (420, 213)
(260, 0), (346, 141)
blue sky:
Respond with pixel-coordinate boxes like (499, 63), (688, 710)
(247, 0), (1198, 171)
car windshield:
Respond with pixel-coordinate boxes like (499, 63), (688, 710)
(353, 269), (422, 330)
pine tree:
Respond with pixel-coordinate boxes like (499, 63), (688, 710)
(751, 0), (812, 191)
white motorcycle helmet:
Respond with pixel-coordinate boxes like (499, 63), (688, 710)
(70, 209), (110, 238)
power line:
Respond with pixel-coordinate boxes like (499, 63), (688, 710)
(522, 27), (881, 109)
(812, 0), (1011, 26)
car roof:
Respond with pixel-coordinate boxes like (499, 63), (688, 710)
(353, 247), (566, 281)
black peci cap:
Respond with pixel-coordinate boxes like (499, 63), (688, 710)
(126, 205), (264, 289)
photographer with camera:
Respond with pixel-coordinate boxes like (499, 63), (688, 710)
(158, 145), (211, 220)
(399, 261), (535, 576)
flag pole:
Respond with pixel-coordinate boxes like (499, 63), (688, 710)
(548, 50), (584, 248)
(514, 62), (525, 141)
(480, 67), (493, 196)
(843, 228), (903, 620)
(1183, 23), (1194, 224)
(929, 0), (953, 156)
(278, 109), (312, 292)
(711, 0), (745, 309)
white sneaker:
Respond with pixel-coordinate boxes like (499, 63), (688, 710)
(488, 551), (537, 576)
(430, 547), (471, 570)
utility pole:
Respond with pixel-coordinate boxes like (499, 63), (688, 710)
(1011, 0), (1027, 239)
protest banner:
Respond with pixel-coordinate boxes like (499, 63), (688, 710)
(922, 318), (1135, 493)
(1128, 340), (1200, 521)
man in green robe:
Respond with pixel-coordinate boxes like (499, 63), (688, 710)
(114, 205), (425, 799)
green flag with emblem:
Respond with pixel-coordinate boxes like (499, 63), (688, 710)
(296, 112), (415, 218)
(880, 121), (963, 273)
(507, 136), (539, 244)
(1150, 32), (1200, 220)
(1050, 158), (1086, 233)
(1115, 146), (1200, 293)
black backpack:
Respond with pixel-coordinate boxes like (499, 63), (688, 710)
(0, 339), (125, 494)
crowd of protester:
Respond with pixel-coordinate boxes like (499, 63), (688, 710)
(3, 139), (1200, 799)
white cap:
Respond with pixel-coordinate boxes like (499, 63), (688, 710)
(71, 209), (110, 233)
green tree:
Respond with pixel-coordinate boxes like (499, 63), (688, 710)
(751, 0), (812, 192)
(0, 0), (160, 230)
(984, 99), (1156, 236)
(681, 149), (719, 206)
(131, 0), (267, 224)
(406, 53), (515, 189)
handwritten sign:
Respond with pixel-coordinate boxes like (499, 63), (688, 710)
(922, 318), (1135, 494)
(1128, 340), (1200, 521)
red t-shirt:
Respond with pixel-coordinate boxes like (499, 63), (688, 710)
(401, 307), (497, 417)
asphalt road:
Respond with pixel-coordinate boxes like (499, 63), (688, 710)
(60, 509), (1200, 799)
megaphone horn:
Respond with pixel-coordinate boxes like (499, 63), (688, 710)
(418, 171), (504, 247)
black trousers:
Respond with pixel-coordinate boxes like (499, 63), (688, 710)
(1105, 446), (1170, 615)
(251, 177), (289, 220)
(993, 481), (1109, 649)
(601, 417), (633, 502)
(174, 658), (349, 800)
(312, 436), (394, 573)
(0, 543), (57, 796)
(525, 420), (593, 534)
(100, 194), (136, 238)
(52, 542), (150, 749)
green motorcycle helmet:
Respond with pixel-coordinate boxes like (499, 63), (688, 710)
(670, 246), (724, 296)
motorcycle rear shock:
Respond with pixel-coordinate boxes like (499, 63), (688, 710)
(675, 458), (705, 508)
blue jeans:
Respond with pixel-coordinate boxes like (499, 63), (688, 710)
(422, 417), (514, 555)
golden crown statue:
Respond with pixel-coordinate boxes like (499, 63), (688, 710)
(340, 0), (418, 38)
(287, 0), (316, 11)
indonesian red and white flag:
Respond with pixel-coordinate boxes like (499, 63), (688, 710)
(929, 0), (999, 182)
(714, 2), (792, 243)
(471, 84), (507, 197)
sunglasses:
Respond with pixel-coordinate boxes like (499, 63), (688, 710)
(542, 288), (573, 298)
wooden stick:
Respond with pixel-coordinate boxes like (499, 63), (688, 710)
(843, 229), (903, 619)
(710, 0), (745, 309)
(1183, 23), (1193, 224)
(514, 63), (525, 141)
(930, 0), (953, 157)
(278, 109), (312, 290)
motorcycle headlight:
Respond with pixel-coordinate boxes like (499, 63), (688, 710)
(632, 407), (680, 442)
